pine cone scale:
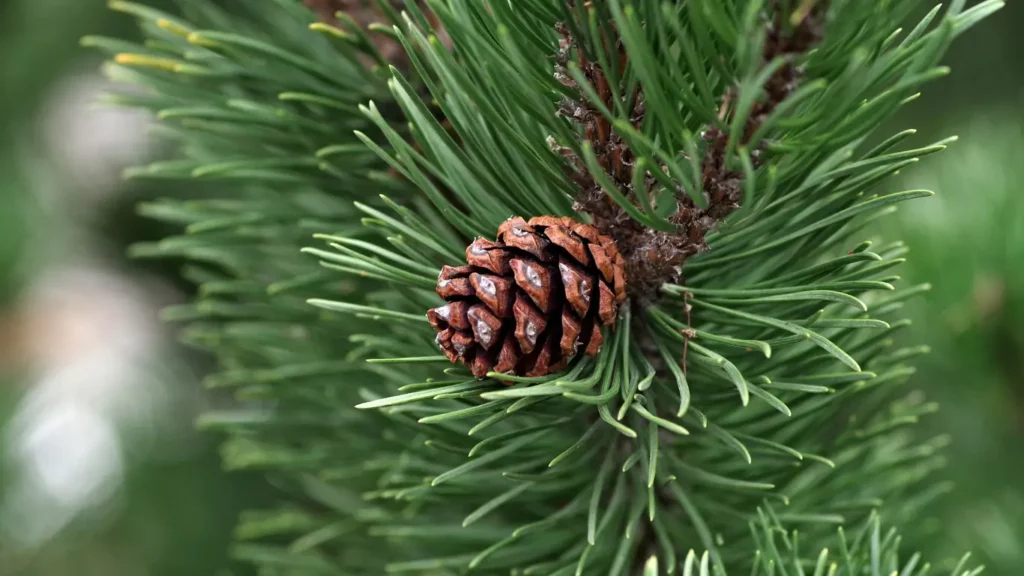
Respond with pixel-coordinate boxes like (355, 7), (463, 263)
(493, 337), (518, 374)
(469, 273), (513, 317)
(584, 325), (603, 356)
(559, 310), (583, 358)
(510, 258), (555, 312)
(557, 257), (593, 317)
(513, 294), (545, 354)
(466, 238), (511, 273)
(546, 226), (591, 266)
(429, 216), (627, 378)
(597, 282), (617, 325)
(589, 243), (615, 284)
(467, 305), (502, 350)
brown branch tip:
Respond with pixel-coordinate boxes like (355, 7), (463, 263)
(554, 4), (826, 305)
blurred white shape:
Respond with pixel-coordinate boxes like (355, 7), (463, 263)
(1, 266), (175, 549)
(0, 60), (187, 553)
(18, 266), (171, 431)
(2, 397), (123, 547)
(42, 70), (151, 199)
(20, 402), (122, 508)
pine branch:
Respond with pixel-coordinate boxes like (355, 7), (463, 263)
(98, 0), (1007, 574)
(556, 2), (826, 302)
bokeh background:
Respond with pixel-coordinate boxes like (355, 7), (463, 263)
(0, 1), (1020, 575)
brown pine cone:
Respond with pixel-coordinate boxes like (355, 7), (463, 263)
(428, 216), (627, 379)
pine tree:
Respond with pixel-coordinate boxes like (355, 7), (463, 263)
(92, 1), (1003, 574)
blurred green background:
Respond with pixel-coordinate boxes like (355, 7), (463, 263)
(0, 1), (1020, 575)
(0, 1), (265, 574)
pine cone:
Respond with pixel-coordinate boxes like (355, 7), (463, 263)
(428, 216), (627, 379)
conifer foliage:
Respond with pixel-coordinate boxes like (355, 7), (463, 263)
(94, 0), (1001, 574)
